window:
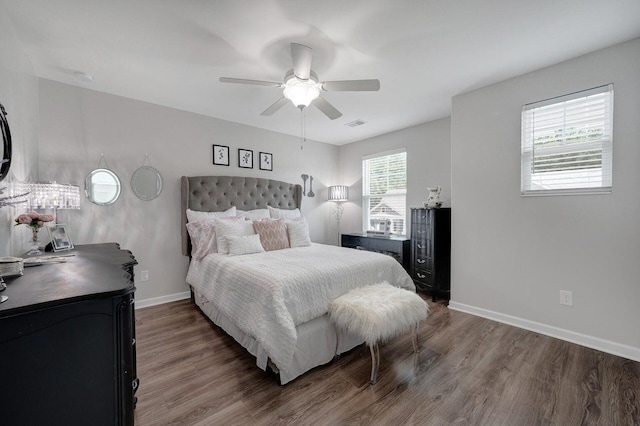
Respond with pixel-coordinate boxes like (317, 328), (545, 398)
(362, 149), (407, 234)
(521, 84), (613, 195)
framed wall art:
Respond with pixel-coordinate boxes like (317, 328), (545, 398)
(212, 144), (229, 166)
(259, 152), (273, 171)
(238, 149), (253, 169)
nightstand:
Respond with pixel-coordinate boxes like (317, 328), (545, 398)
(341, 233), (410, 272)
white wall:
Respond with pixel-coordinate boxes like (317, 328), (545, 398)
(337, 118), (451, 236)
(450, 38), (640, 359)
(37, 80), (339, 304)
(0, 5), (39, 256)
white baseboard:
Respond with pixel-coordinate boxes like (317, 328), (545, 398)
(448, 300), (640, 363)
(135, 291), (191, 309)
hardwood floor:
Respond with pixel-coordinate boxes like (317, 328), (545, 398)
(134, 298), (640, 425)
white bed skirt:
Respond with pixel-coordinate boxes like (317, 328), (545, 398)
(193, 289), (363, 384)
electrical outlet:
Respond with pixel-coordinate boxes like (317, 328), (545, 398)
(140, 270), (149, 282)
(559, 290), (573, 306)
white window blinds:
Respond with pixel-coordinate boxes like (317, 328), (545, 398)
(521, 84), (613, 195)
(362, 149), (407, 234)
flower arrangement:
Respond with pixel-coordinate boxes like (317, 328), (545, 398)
(15, 211), (54, 241)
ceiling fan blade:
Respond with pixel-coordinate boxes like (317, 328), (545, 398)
(219, 77), (282, 87)
(260, 97), (289, 116)
(313, 96), (342, 120)
(291, 43), (312, 80)
(321, 79), (380, 91)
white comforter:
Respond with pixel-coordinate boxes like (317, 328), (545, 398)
(186, 243), (414, 370)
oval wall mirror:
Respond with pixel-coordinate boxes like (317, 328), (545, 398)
(85, 168), (121, 205)
(131, 166), (162, 201)
(0, 103), (12, 182)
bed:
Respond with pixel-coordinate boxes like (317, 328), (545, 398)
(181, 175), (415, 384)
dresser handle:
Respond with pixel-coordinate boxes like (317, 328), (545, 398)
(132, 338), (136, 345)
(417, 230), (425, 234)
(417, 259), (425, 264)
(416, 272), (426, 278)
(417, 244), (425, 249)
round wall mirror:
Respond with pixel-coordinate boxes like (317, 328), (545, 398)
(85, 168), (121, 205)
(0, 104), (12, 182)
(131, 166), (162, 201)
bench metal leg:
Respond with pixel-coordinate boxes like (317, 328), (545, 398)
(412, 322), (420, 353)
(369, 343), (380, 384)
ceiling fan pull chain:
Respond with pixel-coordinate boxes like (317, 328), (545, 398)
(300, 107), (306, 150)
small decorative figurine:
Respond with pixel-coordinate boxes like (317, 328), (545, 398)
(424, 186), (442, 208)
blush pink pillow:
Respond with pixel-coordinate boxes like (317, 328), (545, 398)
(253, 218), (290, 251)
(186, 220), (218, 261)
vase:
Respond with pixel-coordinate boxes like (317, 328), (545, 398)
(27, 226), (43, 256)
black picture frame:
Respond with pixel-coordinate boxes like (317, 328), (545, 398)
(259, 152), (273, 171)
(212, 144), (229, 166)
(238, 149), (253, 169)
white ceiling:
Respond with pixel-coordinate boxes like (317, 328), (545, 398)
(3, 0), (640, 145)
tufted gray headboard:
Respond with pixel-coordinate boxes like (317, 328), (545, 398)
(181, 176), (302, 256)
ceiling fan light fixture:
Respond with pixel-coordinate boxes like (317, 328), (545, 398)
(283, 78), (320, 108)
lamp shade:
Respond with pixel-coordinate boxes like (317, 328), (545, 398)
(328, 185), (349, 202)
(19, 181), (81, 210)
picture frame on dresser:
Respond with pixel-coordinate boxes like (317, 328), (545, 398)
(212, 144), (230, 166)
(47, 224), (74, 252)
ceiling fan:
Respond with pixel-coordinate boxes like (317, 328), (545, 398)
(219, 43), (380, 120)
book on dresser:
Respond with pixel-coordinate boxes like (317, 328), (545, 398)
(410, 208), (451, 301)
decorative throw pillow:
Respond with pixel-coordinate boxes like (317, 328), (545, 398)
(267, 206), (301, 219)
(253, 218), (290, 251)
(186, 220), (218, 260)
(226, 234), (265, 256)
(215, 218), (256, 254)
(187, 206), (236, 223)
(287, 219), (312, 247)
(236, 208), (270, 220)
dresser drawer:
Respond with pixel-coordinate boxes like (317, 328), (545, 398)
(412, 209), (433, 225)
(412, 269), (434, 289)
(414, 255), (433, 270)
(413, 239), (433, 259)
(412, 222), (432, 240)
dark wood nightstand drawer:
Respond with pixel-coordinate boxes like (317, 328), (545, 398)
(341, 233), (410, 272)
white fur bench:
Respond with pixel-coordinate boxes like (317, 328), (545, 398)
(328, 282), (429, 384)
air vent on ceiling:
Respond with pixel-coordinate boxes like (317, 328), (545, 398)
(345, 119), (366, 127)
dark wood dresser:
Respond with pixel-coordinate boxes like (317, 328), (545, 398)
(0, 243), (138, 426)
(341, 233), (410, 272)
(410, 208), (451, 301)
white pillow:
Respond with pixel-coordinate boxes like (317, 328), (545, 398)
(226, 234), (265, 256)
(236, 209), (270, 220)
(268, 206), (301, 219)
(287, 220), (312, 247)
(215, 218), (256, 254)
(187, 206), (236, 223)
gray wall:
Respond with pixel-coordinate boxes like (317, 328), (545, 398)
(0, 4), (39, 256)
(450, 38), (640, 359)
(337, 117), (451, 235)
(37, 80), (339, 305)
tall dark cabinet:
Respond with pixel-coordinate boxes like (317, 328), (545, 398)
(410, 208), (451, 301)
(0, 243), (138, 426)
